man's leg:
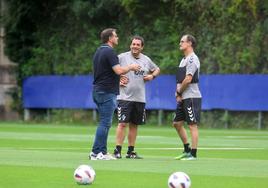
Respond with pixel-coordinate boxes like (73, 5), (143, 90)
(114, 100), (132, 158)
(173, 121), (188, 145)
(173, 121), (191, 160)
(189, 124), (198, 157)
(91, 92), (116, 155)
(125, 122), (143, 159)
(182, 98), (200, 159)
(116, 123), (127, 146)
(125, 102), (145, 159)
(127, 122), (138, 153)
(128, 123), (138, 146)
(114, 122), (127, 158)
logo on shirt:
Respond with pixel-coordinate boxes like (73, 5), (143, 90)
(134, 70), (145, 76)
(189, 56), (194, 64)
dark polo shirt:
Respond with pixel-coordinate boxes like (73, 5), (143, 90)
(93, 44), (120, 94)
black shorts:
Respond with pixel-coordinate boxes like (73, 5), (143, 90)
(173, 98), (201, 125)
(117, 100), (146, 125)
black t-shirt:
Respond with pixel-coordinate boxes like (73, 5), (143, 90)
(93, 44), (120, 94)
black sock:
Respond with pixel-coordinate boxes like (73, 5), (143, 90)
(184, 143), (191, 153)
(116, 145), (122, 153)
(191, 149), (197, 157)
(127, 146), (134, 154)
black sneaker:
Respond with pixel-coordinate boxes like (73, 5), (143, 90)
(113, 149), (122, 159)
(126, 151), (143, 159)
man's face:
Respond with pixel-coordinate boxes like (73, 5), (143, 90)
(130, 39), (143, 57)
(179, 35), (191, 51)
(110, 31), (119, 46)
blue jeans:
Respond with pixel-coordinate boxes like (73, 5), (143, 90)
(92, 90), (117, 154)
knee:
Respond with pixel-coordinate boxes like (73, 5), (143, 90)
(118, 123), (127, 129)
(189, 124), (198, 131)
(99, 118), (112, 128)
(173, 121), (183, 129)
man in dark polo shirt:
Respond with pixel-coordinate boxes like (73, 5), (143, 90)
(89, 28), (140, 160)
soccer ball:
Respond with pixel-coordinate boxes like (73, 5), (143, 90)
(74, 165), (96, 185)
(168, 171), (191, 188)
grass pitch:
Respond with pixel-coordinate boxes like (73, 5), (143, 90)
(0, 122), (267, 188)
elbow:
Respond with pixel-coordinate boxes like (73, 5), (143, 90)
(156, 68), (160, 75)
(185, 79), (192, 85)
(117, 68), (127, 75)
(115, 70), (123, 75)
(152, 68), (160, 76)
(113, 65), (125, 75)
(185, 75), (192, 84)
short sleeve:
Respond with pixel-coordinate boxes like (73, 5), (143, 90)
(107, 49), (119, 67)
(186, 56), (198, 76)
(147, 56), (158, 71)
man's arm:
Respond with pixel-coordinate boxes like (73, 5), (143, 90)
(112, 64), (141, 75)
(176, 74), (192, 102)
(177, 74), (192, 95)
(143, 67), (160, 81)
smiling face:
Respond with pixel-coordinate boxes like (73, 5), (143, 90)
(130, 38), (144, 58)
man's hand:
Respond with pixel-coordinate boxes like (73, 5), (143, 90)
(143, 74), (154, 81)
(129, 63), (141, 71)
(175, 91), (182, 102)
(120, 75), (129, 87)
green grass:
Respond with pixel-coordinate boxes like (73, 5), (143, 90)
(0, 122), (268, 188)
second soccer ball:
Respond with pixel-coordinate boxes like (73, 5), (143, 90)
(74, 164), (96, 185)
(168, 171), (191, 188)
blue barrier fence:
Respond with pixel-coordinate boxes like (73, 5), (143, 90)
(23, 74), (268, 111)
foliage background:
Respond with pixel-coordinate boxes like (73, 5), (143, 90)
(2, 0), (268, 128)
(4, 0), (268, 77)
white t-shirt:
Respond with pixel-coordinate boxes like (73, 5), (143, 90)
(117, 51), (158, 103)
(177, 52), (202, 99)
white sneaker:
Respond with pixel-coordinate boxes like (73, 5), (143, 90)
(89, 152), (97, 160)
(181, 155), (197, 161)
(96, 152), (117, 160)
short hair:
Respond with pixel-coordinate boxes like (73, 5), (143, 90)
(185, 34), (197, 49)
(131, 35), (144, 46)
(100, 28), (116, 43)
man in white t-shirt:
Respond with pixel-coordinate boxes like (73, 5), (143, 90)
(113, 35), (160, 159)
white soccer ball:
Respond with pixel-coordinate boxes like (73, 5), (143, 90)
(74, 164), (96, 185)
(168, 171), (191, 188)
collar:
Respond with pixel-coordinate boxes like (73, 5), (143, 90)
(130, 51), (141, 59)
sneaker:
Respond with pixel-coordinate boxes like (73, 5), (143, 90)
(174, 152), (191, 160)
(113, 149), (122, 159)
(126, 151), (143, 159)
(96, 152), (117, 160)
(181, 154), (197, 161)
(89, 152), (97, 160)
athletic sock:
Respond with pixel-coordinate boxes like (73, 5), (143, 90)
(184, 143), (191, 153)
(116, 145), (122, 153)
(191, 149), (197, 157)
(127, 146), (134, 154)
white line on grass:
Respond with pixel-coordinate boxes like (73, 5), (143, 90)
(139, 147), (265, 150)
(0, 147), (265, 151)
